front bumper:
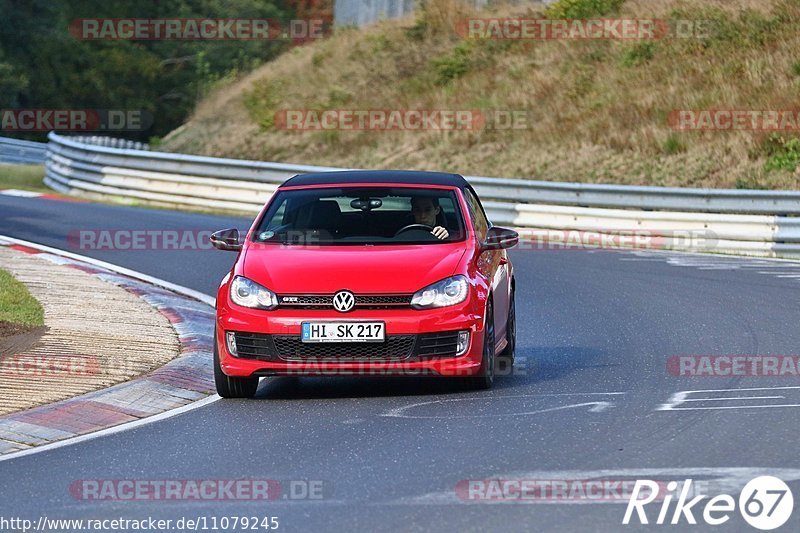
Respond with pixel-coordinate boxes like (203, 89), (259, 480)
(216, 297), (486, 377)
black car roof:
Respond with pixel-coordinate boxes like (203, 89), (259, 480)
(280, 170), (469, 188)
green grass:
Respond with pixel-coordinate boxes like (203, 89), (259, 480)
(0, 164), (48, 193)
(0, 268), (44, 327)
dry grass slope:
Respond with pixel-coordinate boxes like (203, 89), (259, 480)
(161, 0), (800, 190)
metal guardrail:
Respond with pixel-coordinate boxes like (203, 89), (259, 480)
(70, 136), (149, 151)
(43, 132), (800, 258)
(0, 136), (47, 165)
(468, 177), (800, 216)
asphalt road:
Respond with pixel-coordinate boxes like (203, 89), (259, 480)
(2, 194), (800, 532)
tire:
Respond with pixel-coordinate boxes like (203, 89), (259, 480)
(497, 289), (515, 374)
(464, 299), (495, 390)
(214, 333), (259, 399)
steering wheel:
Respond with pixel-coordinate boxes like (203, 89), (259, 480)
(394, 223), (434, 237)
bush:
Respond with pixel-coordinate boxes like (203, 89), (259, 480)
(432, 42), (473, 85)
(662, 134), (687, 155)
(735, 172), (767, 190)
(244, 80), (285, 131)
(621, 42), (655, 67)
(764, 137), (800, 172)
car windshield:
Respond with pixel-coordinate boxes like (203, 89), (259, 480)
(252, 186), (466, 245)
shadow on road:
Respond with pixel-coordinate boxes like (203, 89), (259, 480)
(251, 345), (612, 400)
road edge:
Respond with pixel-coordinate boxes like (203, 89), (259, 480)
(0, 235), (220, 463)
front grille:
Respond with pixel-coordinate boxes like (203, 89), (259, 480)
(231, 330), (462, 362)
(277, 293), (412, 310)
(273, 335), (416, 361)
(357, 295), (412, 306)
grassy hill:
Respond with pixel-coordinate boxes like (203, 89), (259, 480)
(161, 0), (800, 190)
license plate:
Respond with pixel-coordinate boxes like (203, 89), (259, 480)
(301, 322), (385, 343)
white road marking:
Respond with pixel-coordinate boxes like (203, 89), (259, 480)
(0, 189), (43, 197)
(657, 386), (800, 411)
(680, 396), (784, 402)
(617, 249), (800, 285)
(381, 392), (624, 419)
(661, 404), (800, 411)
(626, 249), (800, 265)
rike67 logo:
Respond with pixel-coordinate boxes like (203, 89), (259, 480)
(624, 476), (793, 530)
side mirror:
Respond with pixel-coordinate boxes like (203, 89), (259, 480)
(210, 228), (243, 251)
(482, 226), (519, 251)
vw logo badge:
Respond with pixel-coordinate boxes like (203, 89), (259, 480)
(333, 290), (355, 313)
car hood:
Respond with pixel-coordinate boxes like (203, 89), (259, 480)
(242, 243), (467, 294)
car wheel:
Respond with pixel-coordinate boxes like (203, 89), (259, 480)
(465, 299), (495, 390)
(214, 332), (259, 398)
(497, 289), (515, 372)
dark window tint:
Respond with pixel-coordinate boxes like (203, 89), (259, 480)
(253, 187), (466, 245)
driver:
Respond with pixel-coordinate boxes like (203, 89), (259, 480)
(410, 196), (449, 240)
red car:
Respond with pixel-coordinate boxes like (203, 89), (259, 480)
(211, 171), (518, 398)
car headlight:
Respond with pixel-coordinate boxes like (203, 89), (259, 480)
(411, 275), (469, 309)
(230, 276), (278, 310)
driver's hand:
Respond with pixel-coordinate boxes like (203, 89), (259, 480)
(431, 226), (449, 240)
